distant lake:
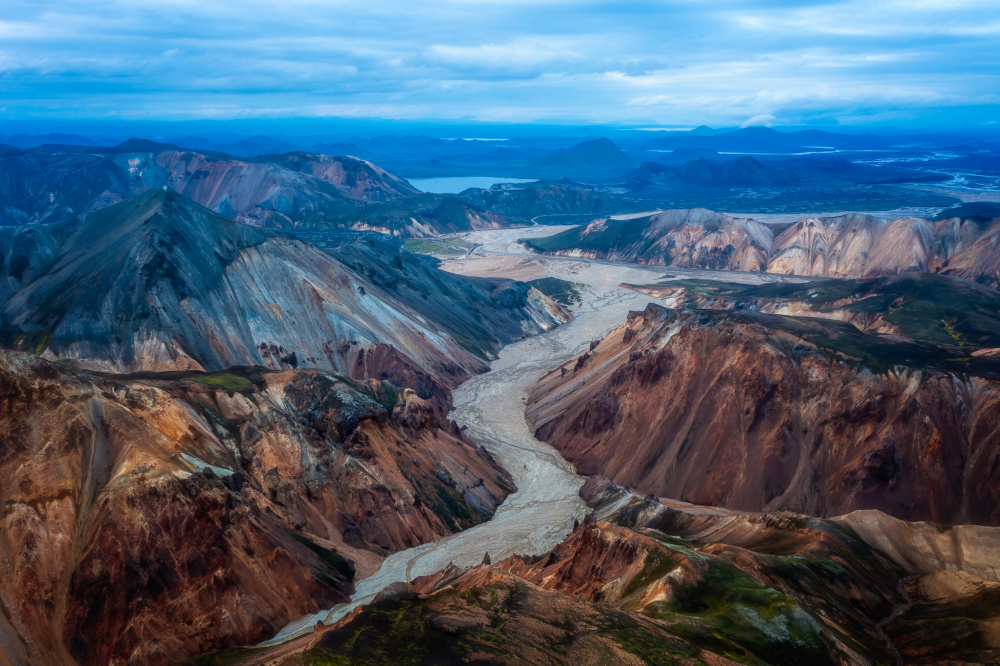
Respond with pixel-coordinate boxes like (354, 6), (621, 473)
(409, 176), (538, 193)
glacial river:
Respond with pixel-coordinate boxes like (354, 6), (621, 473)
(262, 226), (805, 645)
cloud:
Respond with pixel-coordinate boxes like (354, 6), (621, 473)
(741, 114), (776, 128)
(0, 0), (997, 126)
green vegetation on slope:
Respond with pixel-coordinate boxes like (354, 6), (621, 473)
(526, 277), (583, 307)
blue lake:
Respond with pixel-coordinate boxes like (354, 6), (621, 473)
(408, 176), (538, 193)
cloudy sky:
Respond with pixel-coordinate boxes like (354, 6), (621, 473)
(1, 0), (998, 128)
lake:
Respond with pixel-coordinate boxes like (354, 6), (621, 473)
(408, 176), (538, 193)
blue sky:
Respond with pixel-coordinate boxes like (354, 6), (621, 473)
(1, 0), (998, 128)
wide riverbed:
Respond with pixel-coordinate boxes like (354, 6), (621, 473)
(263, 225), (805, 644)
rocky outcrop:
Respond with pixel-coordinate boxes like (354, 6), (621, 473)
(0, 349), (513, 664)
(0, 189), (566, 375)
(527, 303), (1000, 525)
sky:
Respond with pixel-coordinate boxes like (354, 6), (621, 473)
(1, 0), (998, 129)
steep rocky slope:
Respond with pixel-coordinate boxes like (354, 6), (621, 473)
(0, 189), (565, 375)
(0, 141), (509, 236)
(523, 208), (1000, 283)
(0, 349), (513, 664)
(527, 303), (1000, 525)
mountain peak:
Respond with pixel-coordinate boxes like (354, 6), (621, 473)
(110, 137), (180, 153)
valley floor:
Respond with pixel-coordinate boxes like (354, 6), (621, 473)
(259, 224), (816, 647)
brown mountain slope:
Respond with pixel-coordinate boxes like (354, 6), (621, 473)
(526, 303), (1000, 525)
(289, 497), (903, 665)
(0, 349), (513, 665)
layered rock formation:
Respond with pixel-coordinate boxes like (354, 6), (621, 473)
(0, 189), (566, 375)
(527, 303), (1000, 525)
(523, 208), (1000, 284)
(0, 349), (513, 664)
(0, 141), (509, 236)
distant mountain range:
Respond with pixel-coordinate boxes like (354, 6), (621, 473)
(0, 140), (512, 236)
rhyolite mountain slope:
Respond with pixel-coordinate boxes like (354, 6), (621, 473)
(523, 208), (773, 271)
(0, 349), (514, 665)
(767, 212), (992, 278)
(0, 189), (565, 376)
(527, 303), (1000, 525)
(524, 207), (1000, 284)
(0, 141), (510, 236)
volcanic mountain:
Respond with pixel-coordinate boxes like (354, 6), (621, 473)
(0, 140), (509, 236)
(0, 188), (570, 664)
(0, 189), (565, 377)
(518, 138), (636, 180)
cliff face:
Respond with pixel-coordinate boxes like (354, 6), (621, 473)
(0, 349), (513, 665)
(0, 190), (566, 375)
(523, 208), (1000, 284)
(527, 304), (1000, 525)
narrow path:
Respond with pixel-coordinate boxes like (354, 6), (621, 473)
(875, 574), (917, 666)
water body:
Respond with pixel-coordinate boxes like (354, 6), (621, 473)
(409, 176), (538, 193)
